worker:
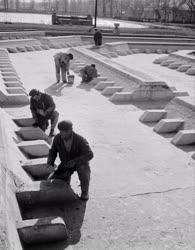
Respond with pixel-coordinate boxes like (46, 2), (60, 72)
(94, 28), (102, 46)
(29, 89), (59, 137)
(47, 120), (93, 201)
(80, 64), (98, 83)
(54, 52), (73, 84)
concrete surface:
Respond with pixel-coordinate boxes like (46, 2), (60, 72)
(5, 48), (195, 250)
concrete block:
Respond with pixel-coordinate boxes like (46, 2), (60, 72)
(90, 76), (107, 84)
(16, 179), (77, 207)
(18, 140), (50, 159)
(25, 46), (34, 52)
(32, 45), (42, 51)
(186, 67), (195, 75)
(153, 57), (168, 64)
(0, 64), (12, 68)
(168, 62), (182, 69)
(110, 92), (132, 102)
(16, 47), (26, 53)
(108, 52), (118, 58)
(145, 49), (152, 54)
(22, 158), (53, 179)
(177, 65), (191, 72)
(102, 86), (123, 96)
(173, 91), (189, 97)
(3, 93), (29, 105)
(131, 48), (141, 54)
(154, 119), (184, 133)
(4, 82), (22, 87)
(18, 217), (68, 244)
(7, 47), (18, 53)
(6, 87), (25, 94)
(13, 117), (35, 127)
(3, 77), (19, 82)
(171, 130), (195, 146)
(94, 81), (114, 90)
(139, 109), (167, 123)
(116, 50), (128, 56)
(160, 60), (175, 66)
(15, 127), (49, 142)
(1, 72), (17, 77)
(40, 45), (50, 50)
(0, 68), (15, 72)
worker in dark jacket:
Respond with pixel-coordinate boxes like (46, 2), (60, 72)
(47, 120), (93, 201)
(29, 89), (59, 137)
(80, 64), (98, 83)
(94, 28), (102, 46)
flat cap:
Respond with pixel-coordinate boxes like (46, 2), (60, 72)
(58, 120), (73, 131)
(29, 89), (39, 97)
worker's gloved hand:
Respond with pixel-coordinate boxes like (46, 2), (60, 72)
(33, 122), (39, 127)
(66, 160), (75, 169)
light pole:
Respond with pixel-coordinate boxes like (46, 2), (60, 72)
(94, 0), (98, 28)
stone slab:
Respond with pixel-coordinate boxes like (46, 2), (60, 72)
(13, 117), (35, 127)
(22, 158), (53, 179)
(160, 60), (175, 66)
(153, 57), (168, 64)
(4, 82), (22, 87)
(16, 47), (26, 53)
(18, 140), (50, 159)
(110, 92), (132, 102)
(154, 119), (184, 133)
(16, 179), (77, 207)
(102, 86), (123, 96)
(139, 110), (167, 123)
(168, 62), (182, 69)
(94, 81), (114, 90)
(6, 87), (25, 94)
(171, 130), (195, 145)
(18, 217), (68, 244)
(15, 127), (49, 142)
(186, 68), (195, 75)
(177, 65), (191, 72)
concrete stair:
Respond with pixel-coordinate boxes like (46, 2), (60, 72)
(139, 110), (167, 123)
(154, 119), (184, 133)
(102, 86), (123, 96)
(171, 130), (195, 146)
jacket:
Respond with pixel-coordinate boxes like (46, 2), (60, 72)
(47, 132), (94, 167)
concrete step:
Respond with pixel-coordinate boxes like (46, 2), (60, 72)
(153, 56), (168, 64)
(18, 140), (50, 159)
(160, 60), (175, 66)
(25, 46), (34, 52)
(102, 86), (123, 96)
(177, 64), (191, 72)
(32, 45), (42, 51)
(94, 81), (114, 90)
(16, 47), (26, 53)
(22, 158), (53, 180)
(139, 109), (167, 123)
(186, 67), (195, 75)
(90, 76), (107, 84)
(154, 118), (184, 133)
(173, 90), (189, 97)
(6, 87), (25, 94)
(13, 117), (35, 127)
(4, 81), (22, 87)
(15, 127), (50, 142)
(7, 47), (18, 53)
(116, 50), (128, 56)
(17, 217), (68, 244)
(108, 52), (118, 58)
(109, 92), (132, 102)
(171, 130), (195, 146)
(16, 179), (77, 207)
(168, 62), (182, 69)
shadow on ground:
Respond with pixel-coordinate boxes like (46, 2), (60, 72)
(45, 82), (73, 97)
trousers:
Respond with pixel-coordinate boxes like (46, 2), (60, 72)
(38, 110), (59, 131)
(50, 163), (91, 195)
(55, 58), (67, 82)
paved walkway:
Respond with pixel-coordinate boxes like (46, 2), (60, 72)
(8, 50), (195, 249)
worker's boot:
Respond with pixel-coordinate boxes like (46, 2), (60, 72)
(49, 128), (55, 137)
(80, 192), (89, 201)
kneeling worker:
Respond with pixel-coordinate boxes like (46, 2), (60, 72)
(47, 120), (94, 201)
(54, 52), (73, 84)
(29, 89), (59, 137)
(80, 64), (98, 83)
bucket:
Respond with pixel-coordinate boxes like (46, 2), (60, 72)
(68, 74), (75, 84)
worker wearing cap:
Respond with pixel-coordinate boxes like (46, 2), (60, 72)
(54, 52), (73, 83)
(80, 64), (98, 83)
(29, 89), (59, 137)
(47, 120), (93, 201)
